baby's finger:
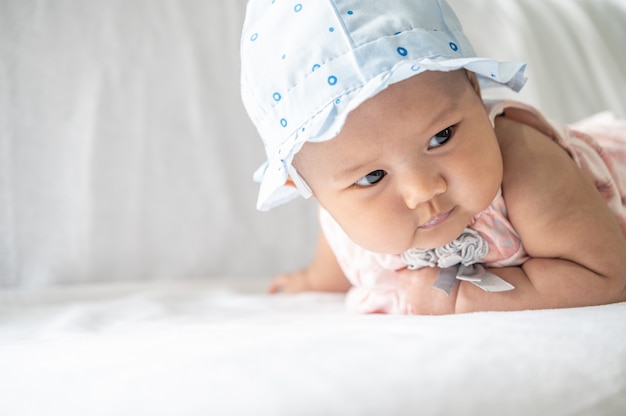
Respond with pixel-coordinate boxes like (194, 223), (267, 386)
(267, 275), (288, 294)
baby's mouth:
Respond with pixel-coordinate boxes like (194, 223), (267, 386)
(419, 208), (453, 230)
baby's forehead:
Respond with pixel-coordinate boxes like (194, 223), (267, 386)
(367, 69), (467, 99)
(296, 70), (475, 165)
(338, 70), (469, 124)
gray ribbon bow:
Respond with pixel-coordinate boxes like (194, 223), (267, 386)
(401, 229), (514, 295)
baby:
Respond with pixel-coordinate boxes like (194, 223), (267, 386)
(240, 0), (626, 314)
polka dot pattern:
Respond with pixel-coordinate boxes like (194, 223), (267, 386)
(244, 2), (474, 131)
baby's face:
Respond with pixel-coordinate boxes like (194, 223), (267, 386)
(294, 70), (503, 253)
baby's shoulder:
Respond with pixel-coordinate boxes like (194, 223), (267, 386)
(494, 114), (580, 213)
(488, 100), (560, 156)
(494, 115), (559, 170)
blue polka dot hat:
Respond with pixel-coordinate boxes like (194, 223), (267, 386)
(241, 0), (527, 211)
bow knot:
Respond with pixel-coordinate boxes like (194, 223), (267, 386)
(401, 229), (514, 295)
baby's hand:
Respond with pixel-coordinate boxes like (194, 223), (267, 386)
(267, 269), (314, 294)
(397, 267), (455, 315)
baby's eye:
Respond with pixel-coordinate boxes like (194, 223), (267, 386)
(428, 126), (454, 148)
(355, 170), (386, 187)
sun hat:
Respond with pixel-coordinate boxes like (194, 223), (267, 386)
(240, 0), (526, 211)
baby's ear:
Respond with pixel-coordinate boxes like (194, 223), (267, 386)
(285, 177), (296, 188)
(285, 176), (316, 199)
(465, 70), (482, 99)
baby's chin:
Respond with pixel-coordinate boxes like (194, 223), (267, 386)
(399, 226), (472, 253)
(358, 234), (461, 256)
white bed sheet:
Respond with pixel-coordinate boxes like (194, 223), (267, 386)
(2, 279), (625, 416)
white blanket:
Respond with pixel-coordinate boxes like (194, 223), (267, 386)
(2, 279), (625, 415)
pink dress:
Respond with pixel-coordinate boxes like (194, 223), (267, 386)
(320, 100), (626, 314)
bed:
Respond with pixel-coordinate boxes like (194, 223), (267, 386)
(1, 1), (625, 415)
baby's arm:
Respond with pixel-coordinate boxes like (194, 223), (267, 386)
(268, 230), (352, 294)
(402, 118), (626, 314)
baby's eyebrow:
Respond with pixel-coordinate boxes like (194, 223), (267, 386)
(421, 101), (460, 132)
(333, 158), (378, 183)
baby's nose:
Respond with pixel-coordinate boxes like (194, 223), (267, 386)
(400, 168), (447, 209)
